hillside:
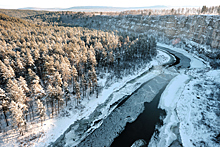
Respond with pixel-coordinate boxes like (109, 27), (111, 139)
(0, 9), (48, 18)
(55, 12), (220, 68)
(0, 13), (157, 146)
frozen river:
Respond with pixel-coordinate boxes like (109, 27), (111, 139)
(51, 44), (200, 147)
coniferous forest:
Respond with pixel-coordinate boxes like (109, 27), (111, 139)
(0, 12), (157, 136)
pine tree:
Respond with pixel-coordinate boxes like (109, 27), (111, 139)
(201, 5), (208, 14)
(108, 51), (114, 67)
(36, 99), (46, 126)
(0, 60), (15, 80)
(18, 76), (29, 121)
(44, 56), (55, 79)
(0, 88), (9, 126)
(88, 78), (92, 96)
(63, 81), (70, 106)
(55, 85), (63, 114)
(71, 65), (78, 95)
(88, 67), (98, 94)
(16, 58), (24, 72)
(10, 101), (27, 136)
(75, 81), (81, 106)
(7, 79), (26, 103)
(81, 74), (87, 98)
(31, 76), (45, 98)
(88, 50), (97, 68)
(46, 84), (55, 117)
(18, 76), (29, 94)
(54, 71), (63, 86)
(27, 68), (37, 85)
(60, 61), (71, 84)
(26, 48), (35, 67)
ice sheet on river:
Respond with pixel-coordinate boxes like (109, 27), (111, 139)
(77, 74), (175, 147)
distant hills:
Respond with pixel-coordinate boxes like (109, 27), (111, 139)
(19, 5), (169, 12)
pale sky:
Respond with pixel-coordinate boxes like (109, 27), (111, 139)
(0, 0), (219, 9)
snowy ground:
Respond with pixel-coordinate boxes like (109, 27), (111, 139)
(149, 43), (220, 147)
(177, 69), (220, 147)
(0, 50), (172, 147)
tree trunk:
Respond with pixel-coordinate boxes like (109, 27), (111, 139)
(66, 98), (68, 107)
(26, 112), (28, 122)
(96, 86), (99, 98)
(29, 108), (32, 121)
(58, 100), (60, 114)
(3, 108), (8, 126)
(51, 101), (54, 117)
(31, 104), (34, 120)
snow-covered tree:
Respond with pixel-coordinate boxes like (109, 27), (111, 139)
(63, 81), (70, 106)
(18, 76), (29, 94)
(54, 71), (63, 86)
(27, 68), (37, 85)
(31, 76), (45, 98)
(0, 60), (15, 80)
(46, 84), (55, 117)
(75, 81), (81, 105)
(60, 57), (71, 84)
(0, 88), (9, 126)
(36, 99), (46, 126)
(81, 74), (87, 97)
(55, 85), (63, 114)
(71, 65), (78, 95)
(26, 48), (35, 67)
(10, 101), (27, 136)
(17, 76), (29, 121)
(7, 79), (26, 103)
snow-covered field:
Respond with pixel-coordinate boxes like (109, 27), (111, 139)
(0, 50), (172, 147)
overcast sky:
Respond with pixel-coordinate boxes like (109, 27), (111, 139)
(0, 0), (219, 9)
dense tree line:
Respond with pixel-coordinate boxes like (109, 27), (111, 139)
(119, 5), (220, 16)
(0, 13), (157, 135)
(1, 6), (218, 29)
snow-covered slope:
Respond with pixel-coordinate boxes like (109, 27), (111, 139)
(176, 69), (220, 147)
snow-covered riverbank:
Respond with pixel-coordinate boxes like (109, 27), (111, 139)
(149, 43), (220, 147)
(149, 74), (191, 147)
